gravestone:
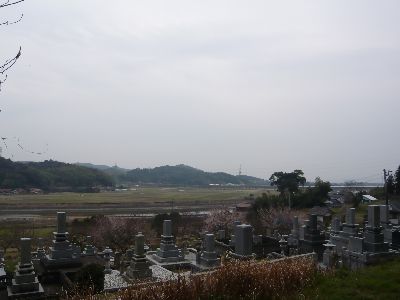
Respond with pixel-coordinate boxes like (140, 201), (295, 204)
(364, 205), (388, 253)
(379, 205), (393, 243)
(152, 220), (184, 263)
(331, 217), (341, 233)
(348, 237), (364, 253)
(380, 205), (389, 225)
(329, 208), (359, 258)
(126, 232), (152, 279)
(342, 208), (358, 236)
(103, 247), (113, 274)
(8, 238), (44, 299)
(36, 238), (46, 259)
(322, 242), (336, 268)
(200, 234), (220, 267)
(83, 236), (96, 256)
(43, 212), (81, 268)
(299, 214), (325, 259)
(367, 205), (380, 228)
(288, 216), (301, 247)
(233, 224), (253, 258)
(253, 235), (263, 245)
(229, 221), (242, 246)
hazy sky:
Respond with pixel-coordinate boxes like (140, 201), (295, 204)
(1, 0), (399, 182)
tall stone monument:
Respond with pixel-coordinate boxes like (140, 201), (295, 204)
(126, 232), (152, 279)
(200, 234), (220, 267)
(43, 212), (81, 268)
(232, 224), (253, 259)
(287, 216), (300, 247)
(103, 247), (113, 274)
(364, 205), (388, 253)
(8, 238), (44, 299)
(299, 214), (325, 259)
(152, 220), (184, 263)
(342, 208), (358, 236)
(329, 208), (359, 257)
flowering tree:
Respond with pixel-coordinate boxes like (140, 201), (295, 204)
(257, 207), (305, 234)
(203, 209), (247, 233)
(91, 216), (150, 252)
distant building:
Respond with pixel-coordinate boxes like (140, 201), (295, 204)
(362, 195), (377, 203)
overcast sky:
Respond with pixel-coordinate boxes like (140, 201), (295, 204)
(1, 0), (399, 182)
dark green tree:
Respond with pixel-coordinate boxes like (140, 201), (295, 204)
(387, 174), (395, 195)
(313, 177), (332, 200)
(269, 170), (306, 195)
(395, 165), (400, 195)
(151, 212), (182, 235)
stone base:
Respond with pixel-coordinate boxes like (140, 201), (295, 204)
(125, 266), (152, 279)
(200, 257), (220, 267)
(7, 283), (44, 300)
(151, 253), (184, 263)
(229, 251), (253, 260)
(41, 255), (81, 269)
(342, 249), (399, 270)
(125, 256), (152, 279)
(200, 251), (220, 267)
(364, 241), (389, 253)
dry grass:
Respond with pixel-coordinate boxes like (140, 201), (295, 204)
(67, 256), (318, 300)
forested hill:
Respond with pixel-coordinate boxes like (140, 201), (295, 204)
(0, 158), (114, 191)
(120, 164), (268, 186)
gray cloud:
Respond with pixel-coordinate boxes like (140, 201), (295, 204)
(1, 0), (399, 182)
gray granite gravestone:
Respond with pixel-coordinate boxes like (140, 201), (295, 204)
(43, 212), (81, 268)
(126, 232), (152, 279)
(152, 220), (184, 263)
(8, 238), (44, 299)
(200, 234), (220, 267)
(364, 205), (388, 253)
(233, 224), (253, 258)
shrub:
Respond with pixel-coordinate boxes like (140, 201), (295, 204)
(74, 263), (104, 294)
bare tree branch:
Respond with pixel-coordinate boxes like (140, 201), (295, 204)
(0, 0), (24, 8)
(0, 46), (21, 74)
(1, 13), (23, 25)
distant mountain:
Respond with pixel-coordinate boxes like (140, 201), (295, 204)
(121, 164), (268, 186)
(76, 163), (129, 178)
(0, 158), (114, 191)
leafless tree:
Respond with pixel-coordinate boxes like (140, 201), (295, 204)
(1, 0), (24, 92)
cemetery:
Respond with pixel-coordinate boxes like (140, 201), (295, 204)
(0, 203), (400, 299)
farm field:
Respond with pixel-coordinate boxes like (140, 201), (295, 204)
(0, 187), (273, 205)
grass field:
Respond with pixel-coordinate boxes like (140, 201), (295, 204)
(303, 259), (400, 299)
(0, 187), (274, 205)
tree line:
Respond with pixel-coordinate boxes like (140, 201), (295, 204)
(0, 157), (114, 191)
